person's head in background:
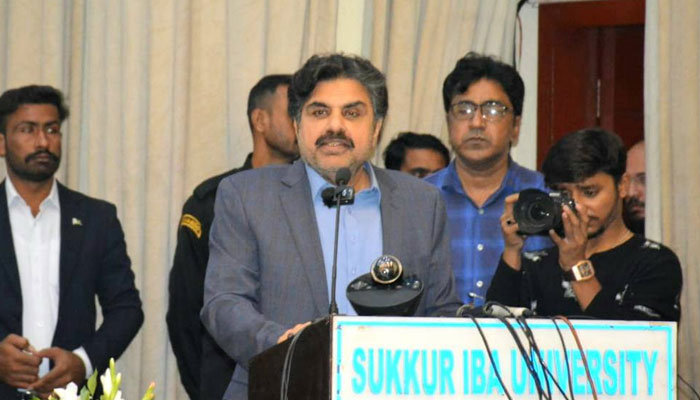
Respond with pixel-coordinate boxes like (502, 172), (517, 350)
(442, 52), (523, 174)
(0, 85), (69, 186)
(247, 74), (298, 167)
(383, 132), (449, 178)
(623, 140), (645, 234)
(542, 127), (629, 241)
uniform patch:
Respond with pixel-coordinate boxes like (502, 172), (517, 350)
(180, 214), (202, 238)
(642, 240), (661, 250)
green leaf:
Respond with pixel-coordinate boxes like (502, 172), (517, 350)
(80, 386), (91, 400)
(110, 359), (118, 400)
(87, 369), (98, 395)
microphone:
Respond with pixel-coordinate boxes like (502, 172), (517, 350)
(321, 168), (355, 207)
(328, 168), (354, 315)
(335, 167), (351, 185)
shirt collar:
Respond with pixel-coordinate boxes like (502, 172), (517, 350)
(440, 157), (518, 201)
(5, 176), (59, 211)
(305, 162), (380, 201)
(441, 160), (465, 195)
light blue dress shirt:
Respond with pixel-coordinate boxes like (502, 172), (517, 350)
(305, 162), (383, 315)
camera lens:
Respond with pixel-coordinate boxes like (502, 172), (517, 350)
(527, 203), (552, 222)
(514, 188), (558, 235)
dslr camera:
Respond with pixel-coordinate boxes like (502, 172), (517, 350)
(513, 188), (576, 236)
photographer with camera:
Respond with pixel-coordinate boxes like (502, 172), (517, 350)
(486, 128), (681, 321)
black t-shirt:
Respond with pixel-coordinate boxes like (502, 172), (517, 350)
(486, 235), (682, 321)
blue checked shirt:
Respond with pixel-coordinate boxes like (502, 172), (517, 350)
(425, 159), (552, 305)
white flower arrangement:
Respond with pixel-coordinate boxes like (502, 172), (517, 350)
(37, 358), (155, 400)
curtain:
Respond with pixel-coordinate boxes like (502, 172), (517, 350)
(363, 0), (517, 165)
(645, 0), (700, 397)
(0, 0), (515, 398)
(1, 1), (337, 398)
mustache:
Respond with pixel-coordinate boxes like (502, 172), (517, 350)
(624, 196), (645, 208)
(25, 150), (59, 163)
(315, 130), (355, 148)
(465, 128), (488, 140)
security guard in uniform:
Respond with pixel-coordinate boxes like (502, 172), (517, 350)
(167, 74), (298, 400)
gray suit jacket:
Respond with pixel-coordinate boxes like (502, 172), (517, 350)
(201, 161), (461, 399)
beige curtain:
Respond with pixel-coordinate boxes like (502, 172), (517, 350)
(364, 0), (517, 165)
(0, 0), (515, 398)
(645, 0), (700, 397)
(0, 0), (337, 398)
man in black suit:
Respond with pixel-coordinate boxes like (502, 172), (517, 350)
(0, 85), (143, 398)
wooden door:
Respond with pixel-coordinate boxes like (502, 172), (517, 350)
(537, 0), (645, 167)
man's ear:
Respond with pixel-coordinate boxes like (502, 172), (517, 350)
(293, 119), (300, 137)
(618, 172), (630, 199)
(0, 133), (5, 157)
(510, 116), (521, 147)
(251, 108), (268, 134)
(372, 119), (384, 145)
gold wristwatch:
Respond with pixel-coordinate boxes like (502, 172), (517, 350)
(563, 260), (595, 282)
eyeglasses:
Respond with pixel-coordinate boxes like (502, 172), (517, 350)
(629, 173), (646, 187)
(449, 100), (512, 122)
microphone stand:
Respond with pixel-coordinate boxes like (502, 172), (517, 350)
(329, 191), (343, 315)
(327, 168), (353, 315)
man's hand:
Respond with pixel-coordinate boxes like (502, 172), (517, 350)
(500, 193), (526, 270)
(550, 203), (589, 270)
(277, 322), (311, 344)
(27, 348), (85, 397)
(0, 334), (41, 388)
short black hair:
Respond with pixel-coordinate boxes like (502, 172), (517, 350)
(383, 132), (450, 170)
(442, 52), (524, 117)
(288, 53), (388, 122)
(542, 127), (627, 186)
(246, 74), (292, 130)
(0, 85), (69, 134)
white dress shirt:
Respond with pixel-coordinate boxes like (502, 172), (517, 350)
(5, 177), (92, 378)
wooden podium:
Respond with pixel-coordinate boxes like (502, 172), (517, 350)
(250, 316), (677, 399)
(249, 317), (332, 399)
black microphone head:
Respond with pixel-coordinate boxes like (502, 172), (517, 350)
(335, 168), (351, 186)
(321, 187), (336, 207)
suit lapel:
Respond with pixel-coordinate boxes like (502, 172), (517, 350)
(57, 184), (85, 304)
(279, 162), (328, 315)
(375, 169), (404, 258)
(0, 182), (22, 300)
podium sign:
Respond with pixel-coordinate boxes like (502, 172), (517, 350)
(331, 316), (677, 399)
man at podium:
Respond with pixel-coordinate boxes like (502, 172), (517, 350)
(201, 53), (462, 399)
(487, 128), (682, 321)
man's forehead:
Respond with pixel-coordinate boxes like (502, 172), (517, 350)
(626, 143), (645, 170)
(10, 103), (60, 122)
(14, 103), (59, 115)
(455, 78), (509, 101)
(305, 78), (371, 106)
(552, 172), (613, 189)
(269, 85), (288, 105)
(274, 84), (288, 95)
